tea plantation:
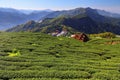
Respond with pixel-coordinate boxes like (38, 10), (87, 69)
(0, 32), (120, 80)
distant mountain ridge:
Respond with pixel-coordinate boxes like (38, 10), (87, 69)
(0, 8), (53, 30)
(39, 7), (120, 26)
(40, 7), (120, 20)
(0, 8), (22, 14)
(97, 9), (120, 18)
(19, 9), (53, 14)
(6, 7), (120, 34)
(0, 7), (120, 34)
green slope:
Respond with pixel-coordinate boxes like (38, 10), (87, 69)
(0, 32), (120, 80)
(6, 13), (120, 35)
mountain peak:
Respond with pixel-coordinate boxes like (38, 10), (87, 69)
(6, 7), (120, 35)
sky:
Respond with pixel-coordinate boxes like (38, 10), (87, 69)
(0, 0), (120, 13)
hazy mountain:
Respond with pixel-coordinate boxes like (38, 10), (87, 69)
(40, 7), (120, 24)
(7, 13), (120, 34)
(28, 11), (52, 21)
(97, 9), (120, 18)
(0, 8), (23, 14)
(2, 7), (120, 32)
(0, 8), (52, 30)
(19, 9), (53, 14)
(0, 10), (28, 30)
(41, 7), (86, 19)
(19, 10), (35, 14)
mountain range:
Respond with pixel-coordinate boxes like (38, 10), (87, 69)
(0, 8), (52, 30)
(97, 9), (120, 18)
(6, 7), (120, 34)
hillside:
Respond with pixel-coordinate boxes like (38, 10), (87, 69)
(0, 32), (120, 80)
(7, 13), (120, 34)
(41, 7), (120, 24)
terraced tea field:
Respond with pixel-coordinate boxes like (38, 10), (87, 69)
(0, 32), (120, 80)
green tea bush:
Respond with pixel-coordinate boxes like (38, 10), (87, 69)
(93, 71), (120, 80)
(0, 32), (120, 80)
(56, 71), (91, 79)
(93, 72), (111, 80)
(11, 78), (60, 80)
(8, 48), (21, 57)
(90, 32), (116, 38)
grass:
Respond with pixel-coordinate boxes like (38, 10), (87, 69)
(0, 32), (120, 80)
